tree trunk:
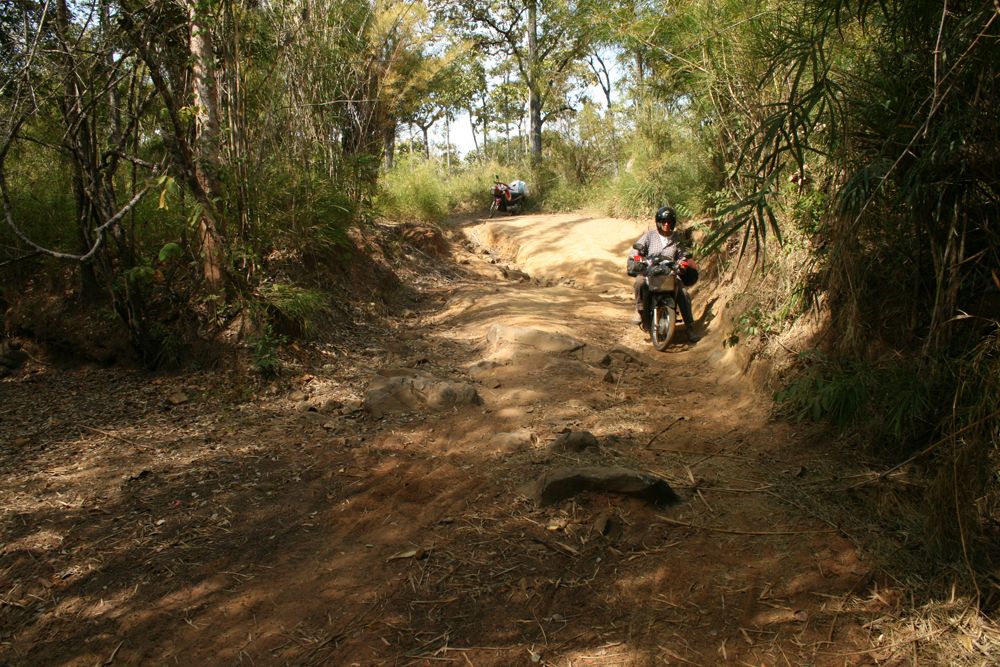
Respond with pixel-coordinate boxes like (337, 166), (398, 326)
(55, 0), (102, 301)
(468, 107), (480, 155)
(527, 0), (543, 163)
(187, 0), (227, 295)
(384, 118), (397, 170)
(445, 114), (451, 171)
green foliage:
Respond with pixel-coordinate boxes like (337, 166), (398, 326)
(789, 188), (827, 236)
(724, 306), (780, 348)
(378, 157), (509, 220)
(0, 143), (77, 253)
(257, 283), (330, 338)
(774, 355), (870, 429)
(377, 156), (452, 221)
(250, 324), (285, 379)
(775, 351), (948, 453)
(157, 243), (184, 263)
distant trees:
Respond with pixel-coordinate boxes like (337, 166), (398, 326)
(442, 0), (592, 163)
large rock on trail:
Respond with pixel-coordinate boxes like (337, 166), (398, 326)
(485, 324), (584, 356)
(364, 372), (481, 417)
(522, 466), (681, 506)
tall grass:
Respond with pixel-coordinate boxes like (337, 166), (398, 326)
(377, 156), (518, 222)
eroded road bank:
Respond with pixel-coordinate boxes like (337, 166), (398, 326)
(1, 213), (875, 666)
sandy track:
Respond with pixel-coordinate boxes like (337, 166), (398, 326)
(0, 212), (875, 666)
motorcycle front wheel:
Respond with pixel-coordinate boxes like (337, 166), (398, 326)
(489, 199), (499, 219)
(651, 304), (676, 351)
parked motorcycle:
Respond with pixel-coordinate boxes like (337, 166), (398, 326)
(630, 248), (688, 351)
(489, 178), (526, 218)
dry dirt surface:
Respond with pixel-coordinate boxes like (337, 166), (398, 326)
(2, 212), (888, 666)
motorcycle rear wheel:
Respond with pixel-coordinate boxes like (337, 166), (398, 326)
(651, 304), (676, 351)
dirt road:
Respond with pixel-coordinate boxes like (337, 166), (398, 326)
(1, 213), (875, 665)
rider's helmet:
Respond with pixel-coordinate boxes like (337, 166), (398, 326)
(654, 206), (677, 235)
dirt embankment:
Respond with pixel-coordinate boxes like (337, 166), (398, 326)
(0, 212), (946, 666)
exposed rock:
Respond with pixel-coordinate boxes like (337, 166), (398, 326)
(467, 359), (505, 380)
(166, 391), (190, 406)
(340, 398), (364, 414)
(289, 390), (308, 402)
(485, 324), (584, 355)
(549, 431), (599, 453)
(364, 373), (481, 418)
(310, 395), (343, 414)
(608, 344), (645, 367)
(490, 430), (536, 454)
(543, 358), (605, 381)
(522, 466), (681, 506)
(498, 266), (531, 282)
(575, 345), (612, 368)
(294, 400), (314, 413)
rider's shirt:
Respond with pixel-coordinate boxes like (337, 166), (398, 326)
(631, 230), (687, 263)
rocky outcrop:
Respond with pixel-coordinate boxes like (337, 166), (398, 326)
(364, 372), (481, 418)
(522, 466), (681, 506)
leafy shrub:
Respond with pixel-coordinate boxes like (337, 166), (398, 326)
(257, 283), (329, 338)
(250, 324), (284, 378)
(775, 353), (940, 452)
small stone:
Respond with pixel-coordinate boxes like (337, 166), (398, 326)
(295, 400), (313, 413)
(289, 390), (308, 402)
(341, 399), (363, 414)
(549, 431), (599, 453)
(313, 396), (342, 413)
(167, 391), (189, 406)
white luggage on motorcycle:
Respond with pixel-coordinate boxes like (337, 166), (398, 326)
(510, 180), (527, 195)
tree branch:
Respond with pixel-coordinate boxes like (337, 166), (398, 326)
(0, 164), (152, 262)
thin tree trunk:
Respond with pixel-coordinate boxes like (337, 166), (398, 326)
(56, 0), (101, 300)
(384, 119), (397, 169)
(187, 0), (226, 295)
(445, 114), (451, 171)
(527, 0), (542, 163)
(468, 108), (480, 155)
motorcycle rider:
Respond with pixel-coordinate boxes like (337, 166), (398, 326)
(629, 206), (701, 342)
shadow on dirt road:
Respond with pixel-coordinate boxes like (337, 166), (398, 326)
(1, 213), (881, 666)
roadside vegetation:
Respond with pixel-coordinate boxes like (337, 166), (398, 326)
(2, 0), (997, 648)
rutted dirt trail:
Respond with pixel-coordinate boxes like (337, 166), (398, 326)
(1, 213), (876, 666)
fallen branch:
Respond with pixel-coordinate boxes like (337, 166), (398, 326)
(656, 515), (837, 536)
(846, 407), (1000, 490)
(1, 164), (152, 262)
(643, 416), (686, 449)
(0, 251), (40, 268)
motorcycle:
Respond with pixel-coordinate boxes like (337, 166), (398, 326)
(630, 248), (689, 351)
(489, 178), (526, 218)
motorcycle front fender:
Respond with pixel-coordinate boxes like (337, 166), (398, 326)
(654, 294), (676, 309)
